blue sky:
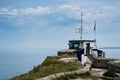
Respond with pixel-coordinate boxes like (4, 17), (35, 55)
(0, 0), (120, 51)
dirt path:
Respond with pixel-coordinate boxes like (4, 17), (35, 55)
(90, 68), (107, 77)
(35, 64), (91, 80)
(69, 78), (103, 80)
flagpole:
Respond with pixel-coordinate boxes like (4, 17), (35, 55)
(94, 21), (97, 48)
(94, 21), (96, 41)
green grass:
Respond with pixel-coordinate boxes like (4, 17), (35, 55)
(53, 72), (102, 80)
(11, 56), (81, 80)
(52, 72), (93, 80)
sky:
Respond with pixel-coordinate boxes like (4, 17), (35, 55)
(0, 0), (120, 52)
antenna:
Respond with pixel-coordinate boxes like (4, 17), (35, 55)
(75, 12), (83, 40)
(80, 12), (83, 40)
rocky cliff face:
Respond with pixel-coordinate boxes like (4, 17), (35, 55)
(108, 60), (120, 77)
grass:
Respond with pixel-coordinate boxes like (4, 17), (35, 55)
(53, 72), (103, 80)
(52, 72), (95, 80)
(11, 55), (81, 80)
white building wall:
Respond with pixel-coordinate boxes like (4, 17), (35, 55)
(81, 54), (86, 64)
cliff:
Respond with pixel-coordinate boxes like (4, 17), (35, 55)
(11, 55), (82, 80)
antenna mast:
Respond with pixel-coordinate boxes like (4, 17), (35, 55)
(75, 12), (83, 41)
(80, 12), (83, 40)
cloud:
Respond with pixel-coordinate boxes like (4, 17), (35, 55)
(1, 1), (120, 30)
(0, 0), (120, 49)
(58, 3), (120, 22)
(0, 6), (51, 16)
(59, 4), (79, 10)
(58, 4), (80, 19)
(20, 7), (51, 15)
(1, 2), (119, 22)
(0, 8), (17, 15)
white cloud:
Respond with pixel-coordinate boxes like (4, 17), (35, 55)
(1, 3), (119, 21)
(0, 8), (17, 15)
(59, 4), (79, 10)
(20, 7), (51, 15)
(58, 3), (120, 23)
(58, 4), (81, 20)
(0, 6), (51, 16)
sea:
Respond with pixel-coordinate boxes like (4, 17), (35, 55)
(0, 48), (58, 80)
(0, 48), (120, 80)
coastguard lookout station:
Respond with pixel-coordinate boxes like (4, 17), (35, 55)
(58, 13), (105, 64)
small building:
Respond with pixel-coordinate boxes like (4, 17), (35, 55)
(58, 13), (105, 64)
(68, 40), (97, 64)
(68, 40), (96, 54)
(58, 39), (105, 64)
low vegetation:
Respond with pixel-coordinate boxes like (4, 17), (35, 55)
(11, 55), (81, 80)
(52, 72), (98, 80)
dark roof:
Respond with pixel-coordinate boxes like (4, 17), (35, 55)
(69, 40), (96, 43)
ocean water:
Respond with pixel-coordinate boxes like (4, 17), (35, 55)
(101, 49), (120, 59)
(0, 48), (120, 80)
(0, 49), (58, 80)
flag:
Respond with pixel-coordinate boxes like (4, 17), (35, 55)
(94, 21), (96, 31)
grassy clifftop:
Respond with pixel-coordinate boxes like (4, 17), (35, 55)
(11, 55), (81, 80)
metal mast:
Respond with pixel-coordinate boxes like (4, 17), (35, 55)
(80, 12), (83, 40)
(75, 12), (83, 40)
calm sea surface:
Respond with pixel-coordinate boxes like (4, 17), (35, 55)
(101, 49), (120, 59)
(0, 48), (120, 80)
(0, 49), (58, 80)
